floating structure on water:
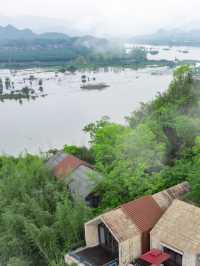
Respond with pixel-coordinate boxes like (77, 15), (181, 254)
(178, 49), (189, 54)
(80, 83), (110, 90)
(80, 74), (109, 90)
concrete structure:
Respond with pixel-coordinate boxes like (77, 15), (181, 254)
(47, 151), (101, 207)
(65, 182), (190, 266)
(151, 199), (200, 266)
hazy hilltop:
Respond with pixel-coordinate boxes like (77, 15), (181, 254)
(0, 24), (35, 40)
(0, 24), (70, 42)
(0, 24), (110, 49)
(0, 15), (79, 35)
(0, 14), (100, 37)
(131, 28), (200, 46)
(0, 25), (112, 65)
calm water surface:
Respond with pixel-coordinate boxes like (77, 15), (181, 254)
(0, 67), (172, 155)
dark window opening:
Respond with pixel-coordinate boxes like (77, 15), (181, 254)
(98, 223), (118, 258)
(163, 246), (182, 266)
(85, 193), (101, 208)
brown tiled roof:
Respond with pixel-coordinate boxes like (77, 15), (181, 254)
(121, 195), (163, 233)
(54, 155), (92, 179)
(102, 208), (140, 242)
(153, 182), (191, 210)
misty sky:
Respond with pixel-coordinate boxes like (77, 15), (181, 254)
(0, 0), (199, 36)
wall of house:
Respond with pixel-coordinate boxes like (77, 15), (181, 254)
(68, 165), (97, 201)
(183, 253), (197, 266)
(196, 257), (200, 266)
(85, 218), (101, 247)
(150, 237), (197, 266)
(119, 235), (141, 266)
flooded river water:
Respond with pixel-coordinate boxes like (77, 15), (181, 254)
(0, 66), (172, 154)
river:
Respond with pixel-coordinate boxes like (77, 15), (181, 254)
(126, 44), (200, 61)
(0, 66), (173, 155)
(3, 43), (200, 155)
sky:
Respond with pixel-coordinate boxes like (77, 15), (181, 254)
(0, 0), (200, 36)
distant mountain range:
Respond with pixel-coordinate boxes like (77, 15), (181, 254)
(131, 29), (200, 46)
(0, 24), (70, 42)
(0, 25), (111, 51)
(0, 25), (112, 65)
(0, 15), (81, 36)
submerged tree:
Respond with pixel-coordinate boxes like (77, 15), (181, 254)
(5, 77), (11, 90)
(0, 78), (3, 93)
(39, 79), (43, 86)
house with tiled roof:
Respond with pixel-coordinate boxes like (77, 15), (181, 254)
(65, 182), (191, 266)
(47, 151), (101, 207)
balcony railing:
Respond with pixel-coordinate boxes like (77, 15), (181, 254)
(67, 246), (118, 266)
(103, 258), (118, 266)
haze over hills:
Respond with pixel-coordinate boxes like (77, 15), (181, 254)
(0, 14), (98, 37)
(0, 25), (110, 50)
(131, 28), (200, 46)
(0, 25), (112, 66)
(0, 24), (70, 42)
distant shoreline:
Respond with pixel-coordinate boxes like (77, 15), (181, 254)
(0, 59), (177, 70)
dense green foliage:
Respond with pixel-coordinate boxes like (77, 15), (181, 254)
(1, 65), (200, 265)
(63, 145), (95, 164)
(81, 65), (200, 208)
(0, 32), (173, 69)
(0, 155), (91, 266)
(0, 39), (89, 63)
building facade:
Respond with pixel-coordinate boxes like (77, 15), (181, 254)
(65, 182), (191, 266)
(151, 200), (200, 266)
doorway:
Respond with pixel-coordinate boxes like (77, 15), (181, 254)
(98, 223), (119, 258)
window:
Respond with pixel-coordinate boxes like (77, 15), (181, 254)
(98, 223), (118, 257)
(163, 246), (182, 266)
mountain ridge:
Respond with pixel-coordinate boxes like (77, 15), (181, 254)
(0, 24), (70, 41)
(131, 28), (200, 46)
(0, 24), (111, 51)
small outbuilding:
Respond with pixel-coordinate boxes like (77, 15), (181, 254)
(47, 151), (101, 207)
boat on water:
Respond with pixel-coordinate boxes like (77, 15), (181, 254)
(80, 82), (110, 90)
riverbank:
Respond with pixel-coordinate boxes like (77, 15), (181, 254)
(0, 58), (177, 71)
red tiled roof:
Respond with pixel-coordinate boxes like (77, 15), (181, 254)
(121, 195), (163, 232)
(54, 155), (92, 179)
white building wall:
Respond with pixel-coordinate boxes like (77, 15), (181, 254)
(150, 236), (160, 249)
(150, 235), (197, 266)
(85, 220), (100, 247)
(183, 253), (196, 266)
(119, 235), (142, 266)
